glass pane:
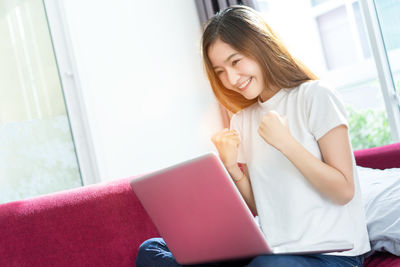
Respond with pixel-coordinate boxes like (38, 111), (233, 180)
(256, 0), (391, 149)
(310, 0), (331, 7)
(0, 0), (82, 204)
(316, 6), (358, 70)
(374, 0), (400, 96)
(353, 1), (372, 58)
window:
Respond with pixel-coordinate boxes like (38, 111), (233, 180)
(0, 0), (82, 204)
(374, 0), (400, 94)
(317, 5), (358, 70)
(311, 0), (331, 6)
(256, 0), (399, 149)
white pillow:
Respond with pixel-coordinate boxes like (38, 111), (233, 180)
(357, 166), (400, 256)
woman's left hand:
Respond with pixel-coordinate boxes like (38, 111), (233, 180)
(257, 110), (294, 151)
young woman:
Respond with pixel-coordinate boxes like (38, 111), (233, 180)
(136, 5), (370, 267)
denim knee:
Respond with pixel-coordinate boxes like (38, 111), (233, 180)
(245, 255), (304, 267)
(136, 237), (168, 267)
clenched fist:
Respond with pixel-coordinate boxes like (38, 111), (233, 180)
(257, 110), (293, 151)
(211, 129), (240, 171)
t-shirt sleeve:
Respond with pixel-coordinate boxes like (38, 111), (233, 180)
(305, 81), (349, 141)
(229, 112), (247, 164)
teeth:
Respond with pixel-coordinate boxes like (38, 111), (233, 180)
(239, 78), (251, 89)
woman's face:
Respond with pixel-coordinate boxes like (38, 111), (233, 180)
(208, 39), (265, 100)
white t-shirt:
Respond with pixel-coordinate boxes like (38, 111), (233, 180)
(230, 80), (370, 256)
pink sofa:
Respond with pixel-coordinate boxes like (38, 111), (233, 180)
(1, 143), (399, 267)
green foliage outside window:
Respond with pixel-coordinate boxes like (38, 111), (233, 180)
(346, 105), (392, 150)
(345, 76), (399, 150)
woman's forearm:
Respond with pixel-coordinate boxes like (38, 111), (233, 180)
(280, 138), (354, 205)
(227, 165), (258, 215)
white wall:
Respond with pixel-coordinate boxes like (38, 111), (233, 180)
(60, 0), (223, 182)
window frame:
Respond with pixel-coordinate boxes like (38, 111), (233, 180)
(360, 0), (400, 142)
(43, 0), (102, 185)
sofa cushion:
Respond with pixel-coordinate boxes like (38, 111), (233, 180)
(358, 166), (400, 257)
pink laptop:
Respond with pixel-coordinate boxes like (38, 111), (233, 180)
(130, 152), (353, 265)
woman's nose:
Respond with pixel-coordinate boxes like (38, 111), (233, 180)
(226, 68), (240, 86)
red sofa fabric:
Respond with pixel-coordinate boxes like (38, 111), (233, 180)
(354, 142), (400, 267)
(1, 143), (399, 266)
(0, 176), (159, 267)
(354, 142), (400, 169)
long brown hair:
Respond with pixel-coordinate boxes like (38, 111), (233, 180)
(201, 5), (317, 113)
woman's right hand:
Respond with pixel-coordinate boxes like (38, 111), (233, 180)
(211, 129), (240, 171)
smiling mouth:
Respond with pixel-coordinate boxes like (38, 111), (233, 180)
(238, 78), (252, 91)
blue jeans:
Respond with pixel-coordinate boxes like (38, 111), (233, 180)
(136, 238), (365, 267)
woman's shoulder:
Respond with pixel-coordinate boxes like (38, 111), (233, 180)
(296, 80), (340, 101)
(299, 79), (335, 92)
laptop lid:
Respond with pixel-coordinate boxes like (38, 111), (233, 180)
(130, 152), (271, 265)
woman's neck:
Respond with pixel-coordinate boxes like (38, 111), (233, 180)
(259, 86), (281, 103)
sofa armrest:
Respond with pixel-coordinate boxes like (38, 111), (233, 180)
(354, 142), (400, 169)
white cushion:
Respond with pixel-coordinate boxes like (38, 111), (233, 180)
(357, 166), (400, 256)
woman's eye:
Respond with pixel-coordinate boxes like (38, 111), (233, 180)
(232, 59), (240, 66)
(215, 70), (223, 76)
